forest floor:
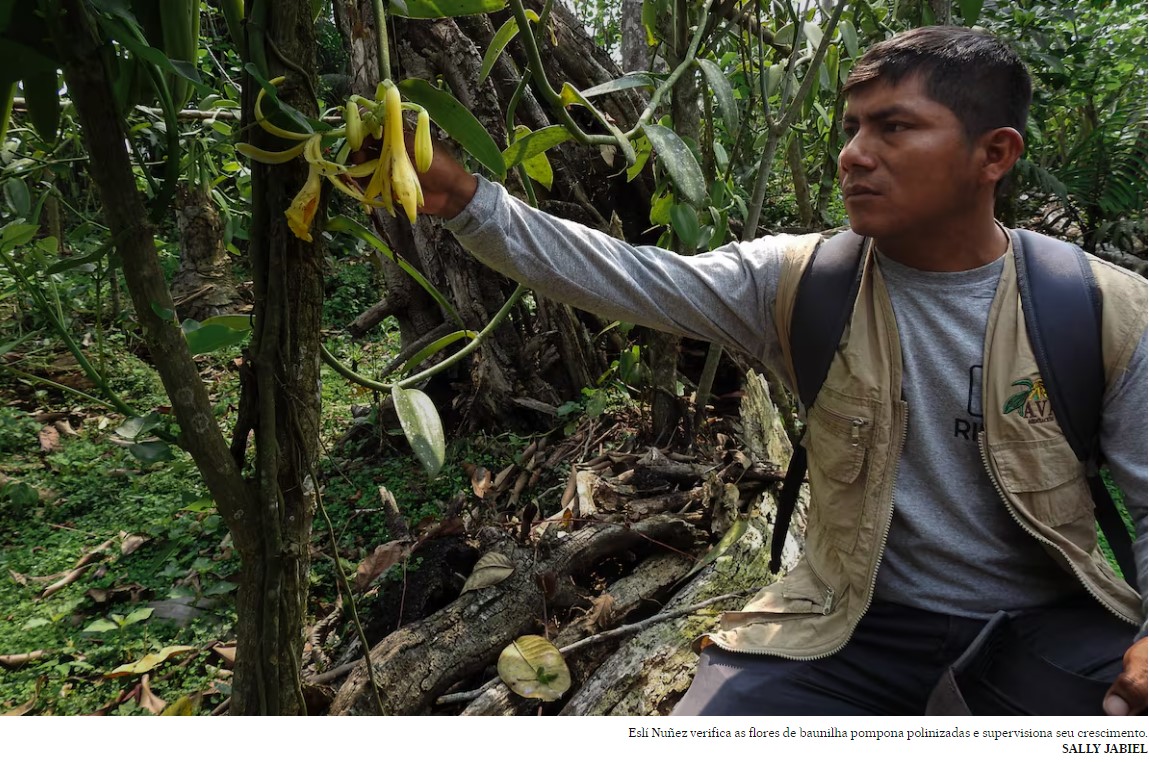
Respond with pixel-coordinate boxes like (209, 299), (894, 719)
(0, 318), (757, 715)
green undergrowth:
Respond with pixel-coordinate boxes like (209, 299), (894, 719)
(0, 314), (515, 714)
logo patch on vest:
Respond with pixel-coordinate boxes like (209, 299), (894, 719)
(1002, 377), (1054, 425)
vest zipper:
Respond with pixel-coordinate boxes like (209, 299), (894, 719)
(720, 401), (906, 661)
(977, 432), (1136, 626)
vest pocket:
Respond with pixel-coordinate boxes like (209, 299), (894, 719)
(989, 439), (1092, 528)
(806, 400), (874, 553)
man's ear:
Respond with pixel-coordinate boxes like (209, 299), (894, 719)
(979, 127), (1025, 184)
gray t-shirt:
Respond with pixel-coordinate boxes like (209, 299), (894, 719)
(445, 176), (1148, 630)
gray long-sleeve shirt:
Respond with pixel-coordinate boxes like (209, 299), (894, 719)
(444, 177), (1148, 631)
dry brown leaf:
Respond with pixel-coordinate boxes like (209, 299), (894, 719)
(3, 676), (46, 716)
(211, 642), (237, 668)
(353, 540), (410, 593)
(8, 569), (27, 586)
(459, 552), (515, 595)
(0, 651), (48, 670)
(471, 466), (492, 498)
(38, 564), (93, 599)
(53, 419), (79, 437)
(137, 675), (167, 714)
(119, 533), (149, 556)
(38, 425), (60, 453)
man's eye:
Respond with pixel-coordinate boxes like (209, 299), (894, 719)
(885, 123), (907, 132)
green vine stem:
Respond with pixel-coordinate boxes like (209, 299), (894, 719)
(744, 0), (847, 236)
(320, 284), (527, 392)
(624, 0), (717, 139)
(372, 0), (392, 82)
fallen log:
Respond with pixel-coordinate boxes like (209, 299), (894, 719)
(329, 515), (703, 715)
(458, 552), (694, 715)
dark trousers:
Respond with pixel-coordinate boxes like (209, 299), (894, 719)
(672, 595), (1135, 716)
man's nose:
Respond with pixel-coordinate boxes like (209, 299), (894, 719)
(838, 132), (877, 175)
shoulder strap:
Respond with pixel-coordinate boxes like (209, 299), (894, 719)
(1012, 229), (1136, 582)
(770, 230), (866, 573)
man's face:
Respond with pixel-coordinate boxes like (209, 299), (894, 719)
(838, 75), (982, 243)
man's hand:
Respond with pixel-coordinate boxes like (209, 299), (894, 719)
(1103, 637), (1147, 715)
(408, 134), (478, 219)
(350, 132), (478, 220)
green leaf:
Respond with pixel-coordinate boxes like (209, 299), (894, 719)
(669, 203), (700, 250)
(115, 412), (162, 440)
(181, 318), (250, 355)
(121, 607), (154, 626)
(84, 619), (119, 634)
(326, 215), (463, 328)
(649, 191), (673, 226)
(0, 223), (38, 252)
(129, 441), (173, 464)
(199, 314), (253, 332)
(480, 12), (537, 85)
(502, 125), (572, 169)
(696, 59), (739, 134)
(392, 385), (447, 477)
(581, 73), (658, 99)
(390, 0), (506, 18)
(803, 21), (823, 50)
(3, 177), (30, 218)
(22, 618), (50, 631)
(511, 126), (554, 190)
(399, 330), (477, 375)
(958, 0), (984, 26)
(766, 63), (785, 98)
(838, 19), (859, 58)
(643, 124), (706, 207)
(150, 302), (175, 321)
(398, 78), (505, 176)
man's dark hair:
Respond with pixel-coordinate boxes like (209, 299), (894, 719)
(843, 26), (1032, 141)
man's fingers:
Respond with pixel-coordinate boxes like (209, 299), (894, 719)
(1104, 638), (1148, 716)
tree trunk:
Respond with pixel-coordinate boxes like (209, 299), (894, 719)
(332, 0), (655, 432)
(171, 183), (245, 321)
(621, 0), (648, 72)
(226, 0), (325, 715)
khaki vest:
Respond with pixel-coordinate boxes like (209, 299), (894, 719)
(707, 231), (1147, 658)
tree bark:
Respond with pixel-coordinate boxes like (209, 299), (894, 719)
(227, 0), (325, 715)
(332, 0), (655, 431)
(621, 0), (648, 72)
(171, 184), (245, 321)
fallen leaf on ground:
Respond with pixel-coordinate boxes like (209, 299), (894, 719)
(497, 635), (571, 701)
(53, 419), (79, 437)
(210, 642), (236, 667)
(460, 552), (515, 595)
(470, 466), (492, 498)
(106, 645), (196, 678)
(2, 676), (46, 716)
(161, 693), (201, 716)
(353, 540), (410, 593)
(119, 533), (149, 556)
(38, 426), (60, 453)
(8, 569), (27, 586)
(0, 651), (48, 670)
(137, 675), (166, 714)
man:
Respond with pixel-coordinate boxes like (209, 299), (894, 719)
(410, 26), (1147, 715)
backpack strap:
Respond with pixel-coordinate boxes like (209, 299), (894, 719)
(1012, 229), (1137, 583)
(770, 230), (866, 573)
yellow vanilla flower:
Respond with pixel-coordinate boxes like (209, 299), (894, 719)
(384, 83), (424, 223)
(285, 164), (323, 242)
(415, 108), (433, 173)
